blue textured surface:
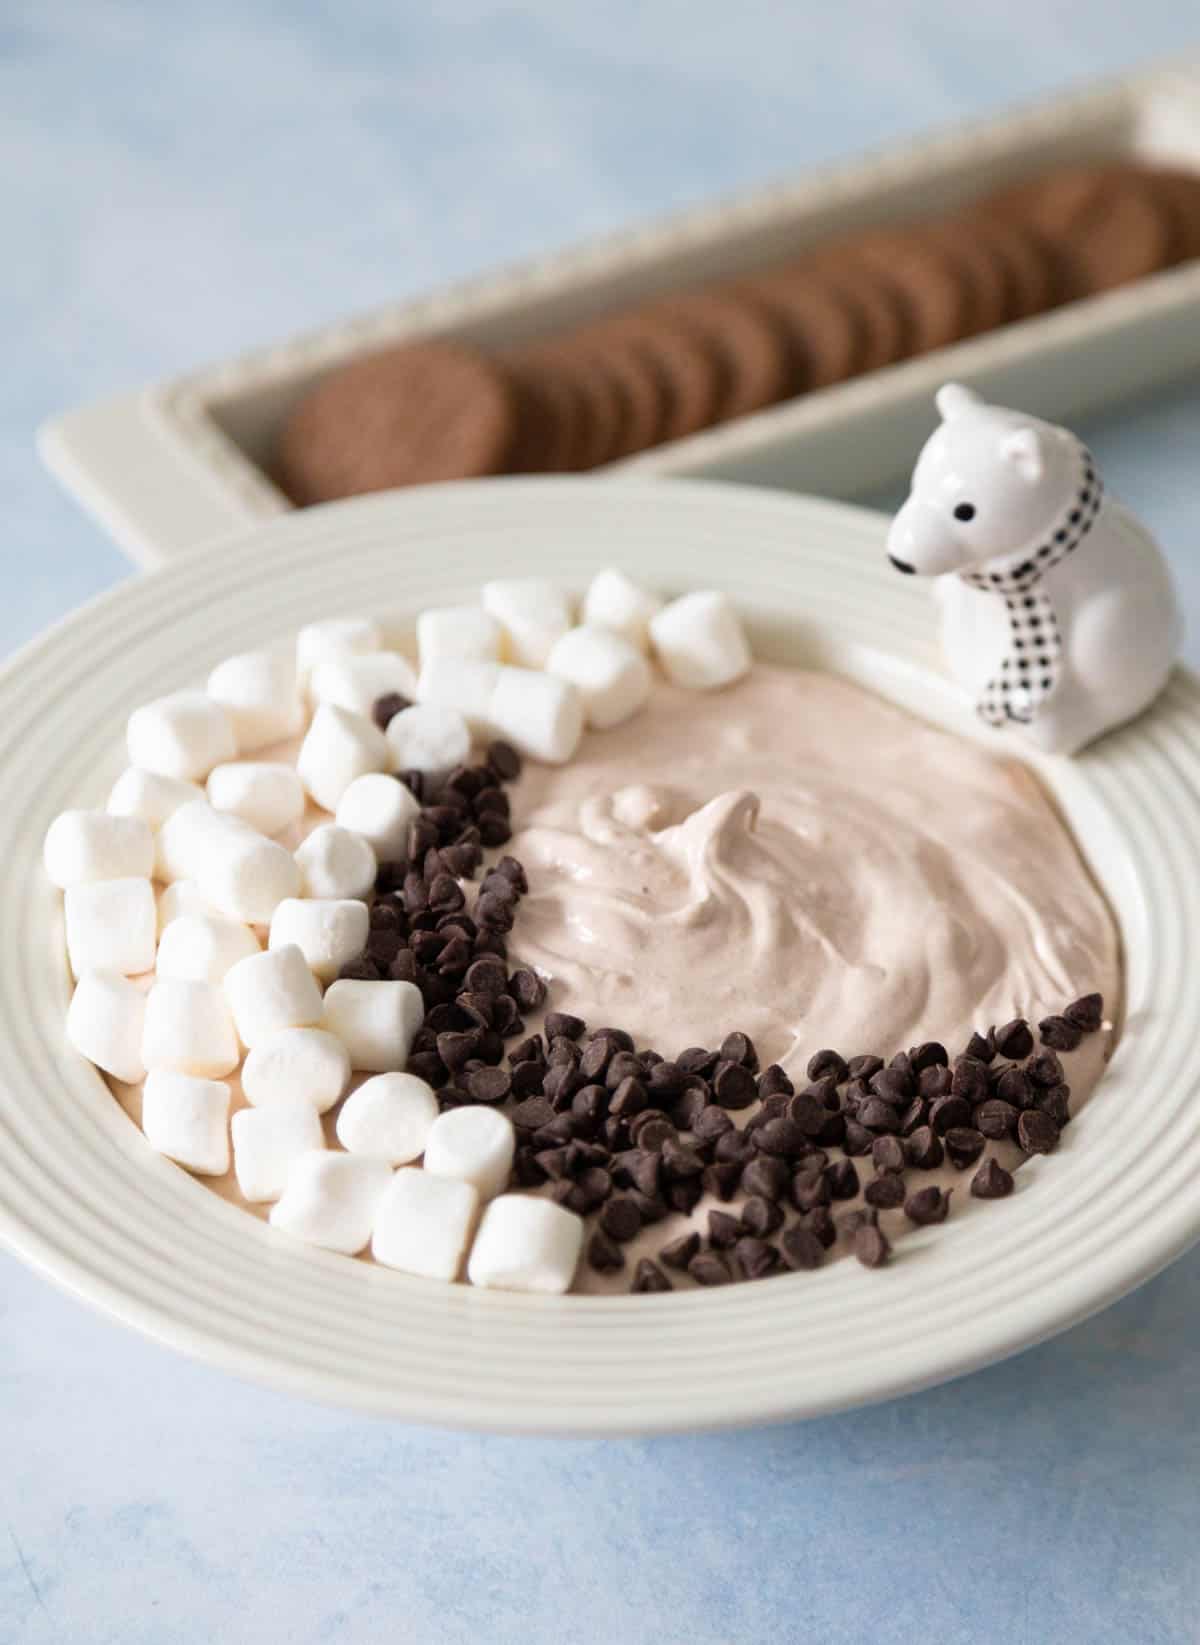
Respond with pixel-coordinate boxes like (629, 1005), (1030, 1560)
(4, 5), (1200, 1641)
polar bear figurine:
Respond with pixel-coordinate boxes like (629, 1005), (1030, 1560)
(886, 383), (1181, 755)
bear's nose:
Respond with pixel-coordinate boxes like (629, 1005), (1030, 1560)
(888, 555), (916, 575)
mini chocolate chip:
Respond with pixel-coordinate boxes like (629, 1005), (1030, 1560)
(734, 1237), (781, 1280)
(854, 1224), (891, 1268)
(660, 1232), (702, 1271)
(965, 1029), (995, 1064)
(713, 1061), (758, 1110)
(871, 1135), (906, 1174)
(904, 1185), (951, 1225)
(869, 1067), (912, 1105)
(824, 1159), (860, 1200)
(910, 1040), (949, 1071)
(631, 1259), (672, 1293)
(918, 1064), (953, 1099)
(944, 1126), (985, 1169)
(1064, 993), (1103, 1032)
(1026, 1049), (1065, 1088)
(929, 1095), (971, 1134)
(847, 1054), (884, 1082)
(858, 1097), (902, 1134)
(781, 1225), (825, 1270)
(703, 1161), (743, 1201)
(587, 1229), (624, 1273)
(971, 1158), (1014, 1199)
(951, 1055), (989, 1103)
(995, 1017), (1034, 1059)
(689, 1252), (732, 1286)
(1039, 1015), (1083, 1052)
(757, 1064), (794, 1098)
(807, 1048), (848, 1083)
(864, 1171), (906, 1210)
(791, 1168), (831, 1212)
(975, 1098), (1018, 1139)
(1017, 1108), (1060, 1154)
(842, 1120), (874, 1157)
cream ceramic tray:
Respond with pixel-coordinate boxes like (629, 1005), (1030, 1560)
(2, 478), (1199, 1433)
(39, 58), (1200, 569)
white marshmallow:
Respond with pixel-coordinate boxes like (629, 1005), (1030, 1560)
(44, 810), (154, 889)
(156, 912), (260, 986)
(334, 772), (420, 860)
(156, 799), (253, 884)
(423, 1106), (515, 1202)
(66, 972), (147, 1084)
(159, 801), (303, 923)
(581, 568), (664, 653)
(140, 1072), (231, 1176)
(335, 1072), (439, 1165)
(309, 652), (418, 720)
(107, 770), (204, 831)
(481, 578), (573, 668)
(224, 945), (323, 1049)
(467, 1195), (584, 1294)
(649, 590), (751, 690)
(487, 667), (583, 764)
(141, 979), (240, 1078)
(206, 762), (306, 836)
(416, 605), (503, 667)
(384, 703), (472, 780)
(268, 898), (369, 985)
(231, 1103), (324, 1202)
(294, 824), (377, 902)
(156, 879), (216, 936)
(546, 626), (652, 729)
(296, 704), (388, 814)
(372, 1169), (479, 1281)
(416, 658), (502, 730)
(206, 650), (305, 753)
(321, 979), (423, 1073)
(241, 1026), (351, 1113)
(126, 690), (237, 781)
(64, 878), (156, 977)
(269, 1150), (391, 1255)
(296, 617), (384, 696)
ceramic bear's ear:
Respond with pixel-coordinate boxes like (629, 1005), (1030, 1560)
(935, 382), (982, 422)
(1000, 426), (1044, 485)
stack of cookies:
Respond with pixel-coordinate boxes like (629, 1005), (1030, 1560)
(277, 161), (1200, 505)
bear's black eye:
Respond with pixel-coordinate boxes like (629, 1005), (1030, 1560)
(954, 502), (976, 522)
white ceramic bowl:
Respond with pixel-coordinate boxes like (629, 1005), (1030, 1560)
(2, 478), (1198, 1434)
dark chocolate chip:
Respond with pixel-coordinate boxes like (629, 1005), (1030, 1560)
(463, 956), (507, 996)
(371, 691), (410, 729)
(1017, 1108), (1060, 1154)
(511, 1096), (554, 1131)
(587, 1229), (624, 1273)
(950, 1055), (989, 1104)
(659, 1232), (702, 1271)
(944, 1126), (986, 1169)
(787, 1094), (829, 1138)
(904, 1185), (951, 1225)
(757, 1064), (794, 1099)
(869, 1067), (912, 1105)
(599, 1197), (642, 1243)
(805, 1206), (837, 1249)
(631, 1259), (672, 1293)
(995, 1017), (1034, 1059)
(780, 1225), (826, 1271)
(1037, 1083), (1072, 1126)
(713, 1061), (758, 1110)
(995, 1066), (1033, 1108)
(630, 1149), (663, 1197)
(842, 1119), (874, 1157)
(689, 1104), (732, 1146)
(790, 1168), (831, 1212)
(871, 1135), (906, 1174)
(406, 1050), (448, 1088)
(436, 1029), (481, 1071)
(545, 1011), (585, 1042)
(753, 1117), (807, 1158)
(737, 1154), (787, 1202)
(847, 1055), (884, 1082)
(507, 968), (546, 1014)
(719, 1030), (758, 1071)
(605, 1052), (644, 1093)
(839, 1208), (878, 1239)
(467, 1066), (511, 1103)
(741, 1195), (784, 1237)
(579, 1038), (612, 1082)
(1064, 993), (1103, 1033)
(734, 1237), (781, 1280)
(929, 1095), (971, 1134)
(918, 1064), (953, 1099)
(628, 1190), (668, 1225)
(899, 1097), (929, 1136)
(910, 1040), (949, 1071)
(689, 1252), (732, 1286)
(610, 1075), (649, 1121)
(485, 739), (521, 781)
(661, 1138), (704, 1179)
(864, 1172), (906, 1209)
(1026, 1049), (1065, 1088)
(858, 1097), (902, 1134)
(703, 1161), (743, 1202)
(854, 1224), (892, 1268)
(970, 1158), (1014, 1199)
(965, 1029), (995, 1064)
(975, 1098), (1018, 1139)
(1038, 1015), (1083, 1052)
(824, 1158), (860, 1200)
(807, 1048), (848, 1083)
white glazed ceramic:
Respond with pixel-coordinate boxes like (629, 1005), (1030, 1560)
(38, 58), (1200, 567)
(2, 479), (1199, 1435)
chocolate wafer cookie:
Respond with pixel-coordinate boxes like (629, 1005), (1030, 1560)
(738, 265), (862, 390)
(808, 249), (910, 371)
(608, 309), (724, 442)
(277, 340), (521, 503)
(648, 288), (792, 422)
(847, 227), (975, 353)
(572, 321), (670, 458)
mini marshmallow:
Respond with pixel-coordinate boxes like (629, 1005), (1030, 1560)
(309, 652), (418, 720)
(416, 658), (502, 730)
(44, 810), (154, 888)
(141, 979), (240, 1078)
(64, 878), (156, 977)
(269, 1150), (391, 1255)
(158, 801), (303, 924)
(140, 1072), (231, 1176)
(416, 605), (503, 667)
(156, 879), (216, 935)
(107, 770), (204, 830)
(467, 1194), (585, 1295)
(206, 761), (306, 836)
(423, 1106), (515, 1202)
(546, 626), (652, 729)
(269, 898), (369, 984)
(481, 578), (573, 668)
(294, 824), (376, 902)
(384, 703), (472, 780)
(206, 650), (305, 752)
(321, 979), (423, 1073)
(649, 590), (751, 690)
(581, 568), (664, 653)
(371, 1169), (479, 1281)
(296, 617), (383, 696)
(156, 912), (260, 986)
(335, 1072), (439, 1165)
(241, 1026), (351, 1114)
(224, 945), (323, 1049)
(334, 772), (420, 860)
(231, 1103), (324, 1202)
(156, 799), (253, 884)
(66, 972), (147, 1084)
(486, 667), (583, 764)
(296, 704), (389, 813)
(126, 690), (237, 781)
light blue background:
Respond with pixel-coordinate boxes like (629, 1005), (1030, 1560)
(4, 6), (1200, 1641)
